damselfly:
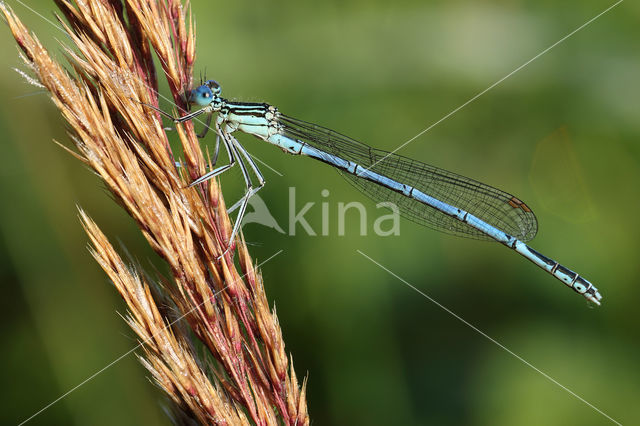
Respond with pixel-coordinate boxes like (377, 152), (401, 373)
(144, 80), (602, 305)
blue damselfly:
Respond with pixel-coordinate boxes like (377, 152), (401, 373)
(144, 80), (602, 305)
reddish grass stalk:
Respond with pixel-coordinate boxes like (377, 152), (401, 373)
(1, 1), (308, 424)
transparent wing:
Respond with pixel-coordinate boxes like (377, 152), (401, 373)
(279, 114), (538, 241)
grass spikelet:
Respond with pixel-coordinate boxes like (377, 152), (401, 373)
(1, 1), (309, 424)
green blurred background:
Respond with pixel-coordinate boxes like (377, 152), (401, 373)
(1, 0), (638, 424)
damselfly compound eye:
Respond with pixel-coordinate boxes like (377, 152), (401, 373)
(189, 85), (214, 106)
(205, 79), (221, 96)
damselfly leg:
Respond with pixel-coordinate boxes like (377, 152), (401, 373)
(140, 99), (266, 256)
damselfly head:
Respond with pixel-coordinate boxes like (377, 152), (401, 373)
(204, 80), (221, 95)
(189, 80), (221, 107)
(189, 83), (217, 107)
